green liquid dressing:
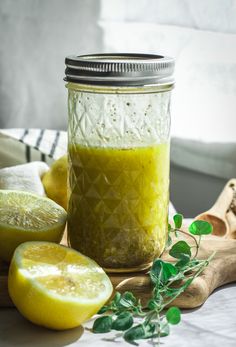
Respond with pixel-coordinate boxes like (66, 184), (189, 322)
(68, 143), (170, 271)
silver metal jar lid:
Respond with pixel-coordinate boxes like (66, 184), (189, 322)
(65, 53), (174, 86)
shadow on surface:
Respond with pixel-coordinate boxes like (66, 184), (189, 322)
(1, 309), (84, 347)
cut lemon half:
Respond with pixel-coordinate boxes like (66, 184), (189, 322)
(0, 190), (67, 262)
(8, 241), (113, 330)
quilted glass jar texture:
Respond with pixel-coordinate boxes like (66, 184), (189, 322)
(65, 54), (174, 272)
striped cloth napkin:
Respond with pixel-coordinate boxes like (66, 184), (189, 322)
(0, 128), (67, 168)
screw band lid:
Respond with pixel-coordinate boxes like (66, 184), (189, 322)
(65, 53), (174, 86)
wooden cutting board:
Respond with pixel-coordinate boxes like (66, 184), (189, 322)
(1, 231), (236, 309)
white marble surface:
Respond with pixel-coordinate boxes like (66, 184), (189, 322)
(0, 283), (236, 347)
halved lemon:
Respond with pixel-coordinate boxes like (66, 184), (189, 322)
(0, 190), (67, 262)
(8, 241), (113, 330)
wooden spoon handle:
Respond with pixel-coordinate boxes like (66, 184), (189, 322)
(226, 210), (236, 239)
(209, 179), (236, 217)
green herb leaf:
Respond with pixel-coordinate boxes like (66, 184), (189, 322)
(174, 230), (179, 238)
(124, 324), (145, 344)
(175, 254), (191, 268)
(188, 259), (200, 267)
(92, 315), (113, 333)
(150, 259), (178, 285)
(173, 214), (183, 229)
(169, 240), (191, 259)
(143, 323), (157, 338)
(113, 292), (121, 304)
(147, 299), (159, 310)
(160, 320), (170, 337)
(112, 312), (133, 331)
(168, 223), (172, 232)
(189, 220), (213, 235)
(152, 291), (163, 306)
(166, 307), (181, 325)
(97, 305), (109, 314)
(166, 233), (172, 248)
(124, 323), (156, 344)
(119, 292), (137, 309)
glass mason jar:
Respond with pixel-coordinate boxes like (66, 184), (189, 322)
(65, 53), (174, 272)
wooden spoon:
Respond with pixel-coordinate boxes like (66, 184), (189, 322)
(226, 210), (236, 239)
(195, 179), (236, 236)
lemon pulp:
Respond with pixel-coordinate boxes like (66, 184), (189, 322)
(0, 190), (67, 262)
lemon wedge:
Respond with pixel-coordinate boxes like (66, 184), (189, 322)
(8, 241), (113, 330)
(0, 190), (67, 262)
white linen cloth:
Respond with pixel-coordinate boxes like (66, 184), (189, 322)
(0, 162), (49, 196)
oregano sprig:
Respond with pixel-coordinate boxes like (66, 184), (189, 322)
(92, 214), (215, 345)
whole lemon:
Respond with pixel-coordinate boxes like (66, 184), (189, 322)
(42, 155), (67, 210)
